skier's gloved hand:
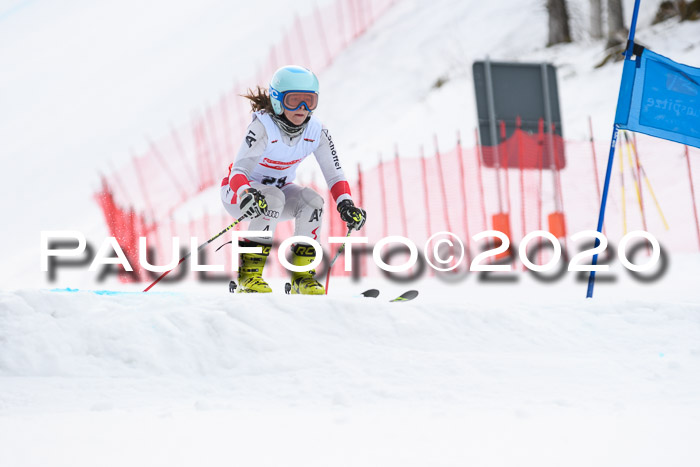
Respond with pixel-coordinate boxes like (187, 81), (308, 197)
(337, 199), (366, 231)
(239, 188), (268, 218)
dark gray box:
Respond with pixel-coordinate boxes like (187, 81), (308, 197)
(473, 61), (565, 169)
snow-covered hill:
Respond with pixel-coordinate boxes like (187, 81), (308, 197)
(2, 267), (700, 466)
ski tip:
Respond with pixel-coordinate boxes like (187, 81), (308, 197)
(361, 288), (380, 298)
(284, 282), (292, 295)
(390, 290), (419, 302)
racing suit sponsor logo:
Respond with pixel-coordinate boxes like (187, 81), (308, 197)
(245, 130), (256, 148)
(263, 209), (280, 219)
(308, 208), (322, 222)
(326, 130), (341, 170)
(259, 157), (302, 171)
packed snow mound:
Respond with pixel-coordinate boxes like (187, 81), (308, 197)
(3, 287), (700, 467)
(2, 288), (699, 408)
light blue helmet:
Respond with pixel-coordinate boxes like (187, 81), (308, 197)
(269, 65), (319, 115)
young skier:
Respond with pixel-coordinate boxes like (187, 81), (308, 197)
(220, 65), (366, 294)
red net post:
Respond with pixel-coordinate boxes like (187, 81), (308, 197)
(314, 4), (333, 67)
(630, 133), (650, 250)
(294, 15), (312, 67)
(500, 120), (512, 215)
(537, 119), (544, 265)
(220, 94), (235, 167)
(148, 138), (188, 204)
(356, 162), (366, 277)
(517, 116), (526, 270)
(516, 117), (526, 240)
(685, 145), (700, 251)
(394, 145), (408, 238)
(587, 117), (605, 236)
(474, 128), (488, 233)
(107, 160), (134, 207)
(420, 146), (432, 239)
(205, 107), (222, 176)
(336, 0), (347, 49)
(192, 117), (213, 191)
(169, 124), (197, 189)
(549, 123), (567, 250)
(348, 0), (358, 39)
(588, 117), (602, 202)
(282, 31), (294, 64)
(269, 44), (278, 72)
(131, 150), (156, 226)
(234, 83), (249, 133)
(356, 162), (364, 208)
(492, 212), (512, 261)
(455, 132), (471, 261)
(356, 0), (366, 35)
(434, 134), (453, 233)
(377, 153), (389, 239)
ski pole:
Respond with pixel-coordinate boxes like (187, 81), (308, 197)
(324, 227), (352, 295)
(143, 213), (249, 292)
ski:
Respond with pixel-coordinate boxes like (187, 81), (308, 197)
(360, 288), (419, 302)
(284, 284), (378, 297)
(389, 290), (419, 302)
(257, 283), (417, 302)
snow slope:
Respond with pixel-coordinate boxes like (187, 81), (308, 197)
(3, 255), (700, 465)
(2, 271), (700, 466)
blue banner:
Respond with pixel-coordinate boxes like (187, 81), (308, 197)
(615, 47), (700, 149)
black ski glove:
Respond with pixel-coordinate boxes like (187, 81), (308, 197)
(239, 188), (268, 218)
(337, 199), (366, 231)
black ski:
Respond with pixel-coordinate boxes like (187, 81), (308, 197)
(389, 290), (419, 302)
(360, 288), (419, 302)
(274, 284), (417, 301)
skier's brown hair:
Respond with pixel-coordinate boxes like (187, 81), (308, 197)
(242, 86), (274, 114)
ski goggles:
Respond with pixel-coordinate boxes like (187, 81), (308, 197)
(280, 91), (318, 112)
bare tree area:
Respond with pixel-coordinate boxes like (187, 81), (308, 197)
(606, 0), (628, 48)
(547, 0), (573, 46)
(590, 0), (603, 38)
(653, 0), (700, 24)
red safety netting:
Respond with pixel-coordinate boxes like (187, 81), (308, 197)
(95, 130), (700, 282)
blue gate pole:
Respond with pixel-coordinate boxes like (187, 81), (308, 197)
(586, 127), (619, 298)
(586, 0), (642, 298)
